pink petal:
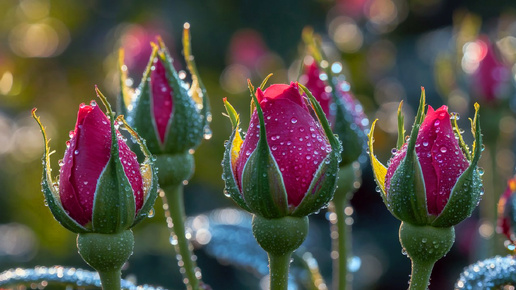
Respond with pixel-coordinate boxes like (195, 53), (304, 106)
(302, 62), (332, 118)
(151, 58), (174, 144)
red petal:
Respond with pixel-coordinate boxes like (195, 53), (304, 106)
(151, 59), (174, 143)
(302, 62), (332, 118)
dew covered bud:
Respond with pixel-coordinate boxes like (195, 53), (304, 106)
(34, 88), (158, 234)
(368, 88), (483, 227)
(300, 59), (368, 166)
(222, 81), (342, 218)
(119, 25), (210, 156)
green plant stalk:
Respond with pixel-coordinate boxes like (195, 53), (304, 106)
(330, 196), (351, 290)
(269, 253), (292, 290)
(331, 163), (360, 290)
(77, 230), (134, 290)
(98, 270), (121, 290)
(163, 184), (200, 290)
(408, 260), (434, 290)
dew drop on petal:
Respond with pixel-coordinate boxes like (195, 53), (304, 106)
(290, 117), (298, 124)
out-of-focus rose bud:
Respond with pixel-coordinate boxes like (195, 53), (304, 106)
(33, 89), (158, 234)
(498, 177), (516, 242)
(222, 81), (342, 218)
(119, 25), (210, 156)
(472, 36), (512, 104)
(369, 88), (484, 228)
(300, 35), (368, 166)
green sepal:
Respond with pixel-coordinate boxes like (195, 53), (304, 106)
(386, 89), (429, 225)
(293, 84), (342, 216)
(431, 103), (483, 227)
(116, 115), (160, 227)
(32, 109), (89, 234)
(91, 89), (136, 234)
(222, 98), (252, 212)
(124, 45), (161, 153)
(397, 101), (405, 150)
(302, 29), (366, 166)
(126, 32), (208, 156)
(182, 24), (211, 139)
(158, 39), (206, 154)
(240, 82), (289, 218)
(387, 151), (429, 225)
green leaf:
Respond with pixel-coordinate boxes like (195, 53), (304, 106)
(32, 109), (88, 234)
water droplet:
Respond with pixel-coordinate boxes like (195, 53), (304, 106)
(440, 147), (447, 153)
(434, 120), (440, 126)
(290, 117), (298, 124)
(148, 208), (155, 218)
(423, 141), (429, 147)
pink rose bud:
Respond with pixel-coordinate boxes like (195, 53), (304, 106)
(59, 102), (144, 226)
(497, 177), (516, 242)
(301, 60), (368, 166)
(120, 27), (210, 155)
(223, 82), (342, 218)
(369, 88), (483, 227)
(472, 36), (511, 103)
(34, 89), (159, 234)
(385, 105), (469, 216)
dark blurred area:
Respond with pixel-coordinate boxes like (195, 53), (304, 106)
(1, 0), (516, 289)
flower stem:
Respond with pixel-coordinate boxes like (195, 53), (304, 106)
(162, 184), (200, 290)
(408, 260), (434, 290)
(269, 253), (292, 290)
(330, 197), (351, 290)
(330, 162), (360, 290)
(98, 270), (121, 290)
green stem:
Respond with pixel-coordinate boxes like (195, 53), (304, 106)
(98, 270), (121, 290)
(408, 260), (434, 290)
(162, 184), (200, 290)
(331, 197), (351, 290)
(269, 253), (292, 290)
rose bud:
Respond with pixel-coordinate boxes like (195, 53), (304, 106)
(119, 27), (210, 156)
(472, 36), (512, 104)
(222, 81), (342, 218)
(301, 60), (368, 166)
(497, 177), (516, 243)
(368, 87), (484, 227)
(33, 88), (158, 234)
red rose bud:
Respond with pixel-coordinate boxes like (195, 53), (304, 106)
(33, 89), (159, 234)
(119, 25), (210, 155)
(222, 81), (342, 218)
(368, 88), (484, 227)
(497, 177), (516, 242)
(472, 36), (511, 103)
(301, 59), (368, 166)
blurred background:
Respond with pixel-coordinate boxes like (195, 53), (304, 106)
(0, 0), (516, 289)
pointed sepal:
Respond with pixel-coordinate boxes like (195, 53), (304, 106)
(385, 89), (429, 225)
(222, 98), (252, 212)
(397, 101), (405, 150)
(240, 82), (289, 218)
(117, 115), (159, 227)
(91, 88), (136, 234)
(293, 84), (342, 216)
(432, 103), (483, 227)
(367, 120), (388, 205)
(32, 109), (89, 234)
